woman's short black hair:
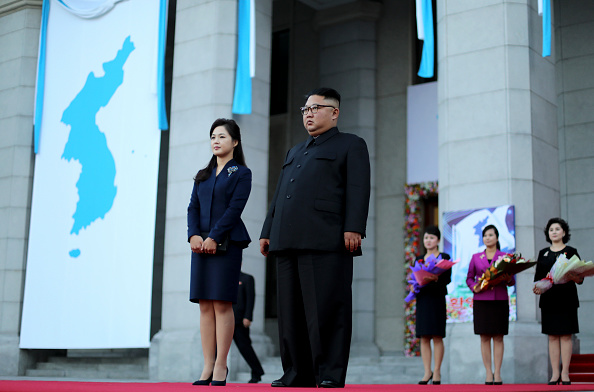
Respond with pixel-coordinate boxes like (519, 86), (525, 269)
(482, 224), (500, 250)
(544, 217), (571, 244)
(424, 225), (441, 240)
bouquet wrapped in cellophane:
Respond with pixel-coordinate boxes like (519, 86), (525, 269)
(405, 254), (458, 303)
(473, 253), (536, 292)
(534, 254), (594, 294)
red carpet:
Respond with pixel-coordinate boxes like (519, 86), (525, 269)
(2, 381), (594, 392)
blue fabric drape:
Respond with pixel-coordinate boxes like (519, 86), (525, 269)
(542, 0), (551, 57)
(417, 0), (434, 78)
(157, 0), (169, 129)
(232, 0), (252, 114)
(33, 0), (50, 154)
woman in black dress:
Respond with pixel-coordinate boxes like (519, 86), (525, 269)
(533, 218), (582, 385)
(187, 119), (252, 386)
(415, 226), (451, 385)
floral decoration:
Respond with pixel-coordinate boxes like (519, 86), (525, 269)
(403, 181), (438, 357)
(227, 166), (238, 177)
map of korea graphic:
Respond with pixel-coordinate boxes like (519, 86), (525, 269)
(61, 36), (135, 257)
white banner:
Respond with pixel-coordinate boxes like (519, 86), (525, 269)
(407, 81), (438, 184)
(20, 0), (165, 348)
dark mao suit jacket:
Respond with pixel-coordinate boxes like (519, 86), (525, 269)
(233, 272), (256, 323)
(261, 127), (370, 252)
(232, 272), (265, 377)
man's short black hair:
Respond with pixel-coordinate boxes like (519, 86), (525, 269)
(305, 87), (341, 106)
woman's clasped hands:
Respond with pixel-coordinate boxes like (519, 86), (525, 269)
(190, 235), (218, 254)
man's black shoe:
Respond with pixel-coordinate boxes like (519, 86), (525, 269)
(248, 376), (261, 383)
(319, 380), (342, 388)
(271, 379), (287, 387)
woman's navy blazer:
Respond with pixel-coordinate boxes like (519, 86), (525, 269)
(187, 159), (251, 248)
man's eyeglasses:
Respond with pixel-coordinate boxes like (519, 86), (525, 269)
(300, 104), (336, 116)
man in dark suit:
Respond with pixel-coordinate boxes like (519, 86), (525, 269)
(232, 271), (265, 383)
(260, 87), (370, 388)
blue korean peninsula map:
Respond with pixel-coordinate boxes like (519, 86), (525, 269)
(61, 36), (135, 257)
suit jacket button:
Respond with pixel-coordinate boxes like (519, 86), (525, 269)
(304, 151), (308, 155)
(290, 178), (295, 182)
(286, 195), (291, 199)
(297, 164), (301, 168)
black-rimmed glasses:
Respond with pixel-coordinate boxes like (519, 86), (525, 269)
(300, 104), (336, 115)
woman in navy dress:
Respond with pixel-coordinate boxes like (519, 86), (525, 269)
(533, 218), (582, 385)
(187, 118), (252, 386)
(415, 226), (451, 385)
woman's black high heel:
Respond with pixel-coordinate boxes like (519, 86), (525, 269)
(192, 373), (212, 386)
(211, 367), (228, 387)
(418, 372), (433, 385)
(547, 376), (561, 385)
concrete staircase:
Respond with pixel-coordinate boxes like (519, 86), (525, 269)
(25, 349), (148, 380)
(233, 354), (424, 385)
(24, 350), (423, 384)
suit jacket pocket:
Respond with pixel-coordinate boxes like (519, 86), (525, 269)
(315, 152), (336, 161)
(314, 199), (341, 214)
(282, 156), (294, 168)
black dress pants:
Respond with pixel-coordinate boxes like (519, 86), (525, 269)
(275, 251), (353, 387)
(233, 324), (264, 378)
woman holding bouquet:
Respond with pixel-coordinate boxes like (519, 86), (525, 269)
(415, 226), (451, 385)
(466, 225), (514, 385)
(533, 218), (582, 385)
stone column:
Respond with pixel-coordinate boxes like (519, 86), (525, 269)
(437, 0), (556, 383)
(556, 2), (594, 350)
(0, 0), (41, 376)
(375, 0), (414, 354)
(149, 0), (272, 381)
(315, 0), (381, 357)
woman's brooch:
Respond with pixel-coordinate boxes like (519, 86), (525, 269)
(227, 166), (238, 177)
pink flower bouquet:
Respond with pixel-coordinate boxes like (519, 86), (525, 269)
(405, 254), (457, 303)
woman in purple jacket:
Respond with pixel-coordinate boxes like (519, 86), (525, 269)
(466, 225), (515, 385)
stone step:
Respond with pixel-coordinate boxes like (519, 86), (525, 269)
(66, 349), (148, 358)
(235, 355), (424, 384)
(36, 362), (147, 372)
(26, 352), (149, 380)
(46, 357), (147, 366)
(26, 353), (423, 383)
(25, 368), (149, 379)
